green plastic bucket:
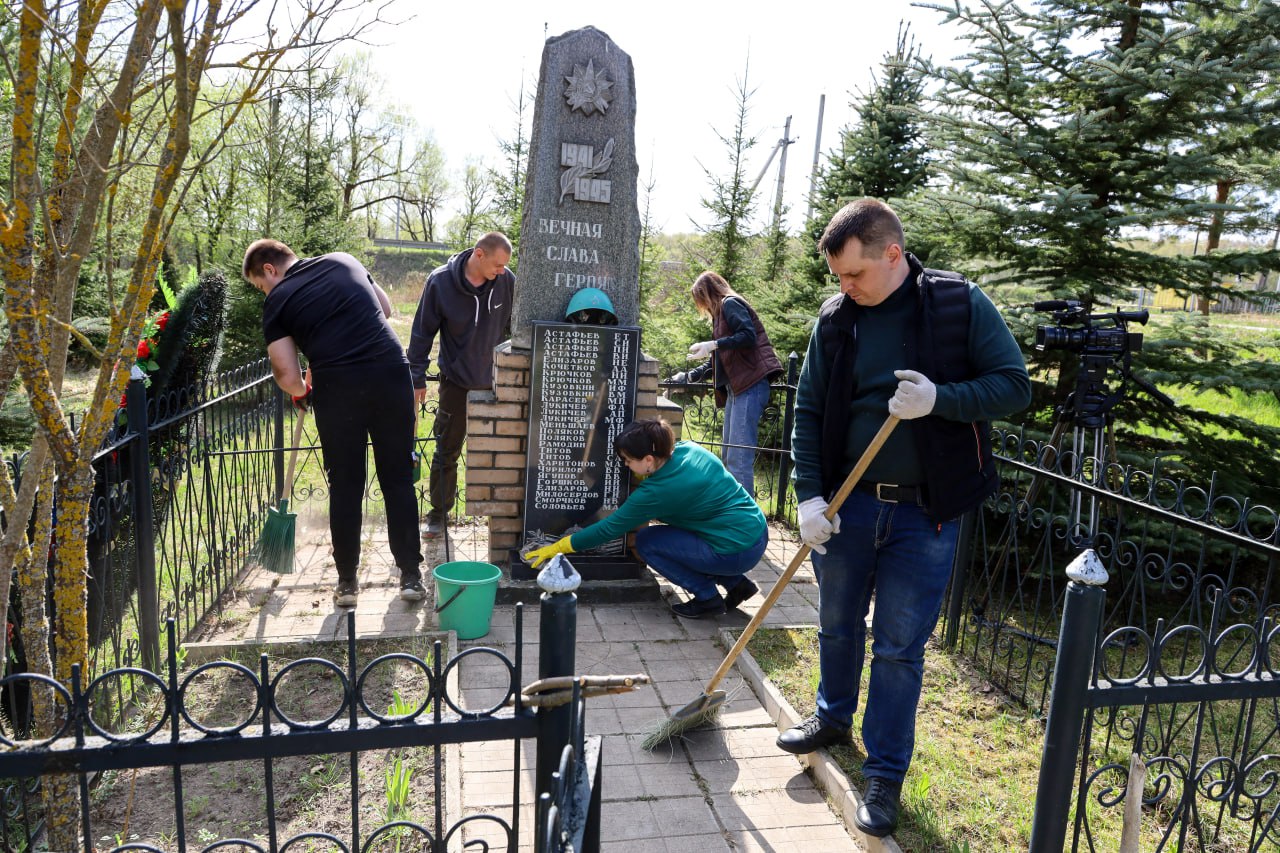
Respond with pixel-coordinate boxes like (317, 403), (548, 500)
(432, 561), (502, 640)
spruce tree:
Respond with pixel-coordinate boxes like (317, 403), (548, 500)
(816, 25), (929, 213)
(907, 0), (1280, 502)
(490, 76), (533, 261)
(269, 53), (356, 255)
(690, 59), (760, 288)
(765, 25), (929, 359)
(907, 0), (1280, 297)
(661, 60), (765, 379)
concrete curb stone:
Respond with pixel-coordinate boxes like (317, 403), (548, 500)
(723, 626), (906, 853)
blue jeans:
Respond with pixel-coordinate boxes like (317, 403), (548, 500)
(722, 377), (770, 496)
(635, 526), (768, 601)
(812, 490), (959, 783)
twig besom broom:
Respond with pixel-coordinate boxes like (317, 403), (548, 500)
(642, 414), (900, 749)
(258, 409), (309, 574)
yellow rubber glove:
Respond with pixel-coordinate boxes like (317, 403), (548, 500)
(524, 536), (575, 569)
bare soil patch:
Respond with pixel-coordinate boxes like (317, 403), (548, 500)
(89, 638), (441, 852)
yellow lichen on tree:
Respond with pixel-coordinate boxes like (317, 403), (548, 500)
(1, 0), (395, 846)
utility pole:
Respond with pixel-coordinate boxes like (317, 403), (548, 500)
(772, 115), (793, 233)
(749, 118), (797, 229)
(806, 94), (826, 223)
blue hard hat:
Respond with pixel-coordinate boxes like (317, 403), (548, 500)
(565, 287), (618, 325)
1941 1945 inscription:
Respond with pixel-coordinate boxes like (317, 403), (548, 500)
(510, 26), (639, 348)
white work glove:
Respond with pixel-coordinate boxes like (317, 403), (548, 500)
(688, 340), (717, 360)
(670, 371), (688, 383)
(798, 496), (841, 555)
(889, 369), (937, 420)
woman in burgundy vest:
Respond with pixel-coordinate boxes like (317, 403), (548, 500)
(682, 271), (783, 497)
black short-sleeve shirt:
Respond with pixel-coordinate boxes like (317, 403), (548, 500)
(262, 253), (407, 369)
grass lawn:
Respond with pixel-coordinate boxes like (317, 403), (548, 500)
(743, 627), (1232, 852)
(748, 627), (1041, 852)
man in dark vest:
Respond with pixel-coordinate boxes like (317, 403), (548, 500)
(244, 240), (424, 609)
(778, 199), (1030, 838)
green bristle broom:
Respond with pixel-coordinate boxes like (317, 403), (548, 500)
(641, 415), (899, 750)
(258, 409), (308, 573)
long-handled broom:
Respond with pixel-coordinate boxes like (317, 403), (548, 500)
(642, 414), (900, 749)
(258, 409), (309, 573)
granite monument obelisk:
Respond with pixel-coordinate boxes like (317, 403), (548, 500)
(511, 26), (640, 348)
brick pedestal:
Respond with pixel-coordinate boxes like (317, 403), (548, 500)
(465, 341), (683, 567)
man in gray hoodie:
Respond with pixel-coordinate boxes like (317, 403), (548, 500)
(407, 232), (515, 537)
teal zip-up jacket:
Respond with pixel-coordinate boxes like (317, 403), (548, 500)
(569, 442), (766, 554)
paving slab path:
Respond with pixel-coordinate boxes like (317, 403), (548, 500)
(193, 514), (875, 852)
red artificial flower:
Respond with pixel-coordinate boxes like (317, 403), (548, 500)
(157, 311), (171, 330)
(137, 339), (152, 359)
(119, 393), (128, 408)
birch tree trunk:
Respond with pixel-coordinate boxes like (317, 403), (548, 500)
(0, 0), (391, 845)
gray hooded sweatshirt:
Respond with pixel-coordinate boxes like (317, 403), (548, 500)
(406, 248), (515, 391)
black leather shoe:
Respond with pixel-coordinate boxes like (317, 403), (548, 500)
(670, 595), (727, 619)
(722, 577), (759, 610)
(775, 713), (849, 754)
(854, 777), (902, 838)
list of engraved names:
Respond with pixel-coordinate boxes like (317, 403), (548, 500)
(529, 327), (631, 513)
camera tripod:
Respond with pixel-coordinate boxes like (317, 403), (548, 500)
(964, 335), (1174, 627)
(1043, 350), (1125, 545)
(1033, 347), (1175, 546)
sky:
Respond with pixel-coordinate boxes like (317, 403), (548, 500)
(365, 2), (959, 235)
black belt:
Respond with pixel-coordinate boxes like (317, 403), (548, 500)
(856, 482), (925, 504)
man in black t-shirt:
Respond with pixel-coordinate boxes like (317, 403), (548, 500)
(244, 239), (423, 608)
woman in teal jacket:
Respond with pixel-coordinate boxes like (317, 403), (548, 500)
(524, 418), (767, 618)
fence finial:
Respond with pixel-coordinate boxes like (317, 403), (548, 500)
(1066, 547), (1108, 585)
(538, 554), (582, 593)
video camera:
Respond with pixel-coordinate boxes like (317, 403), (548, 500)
(1033, 300), (1148, 356)
(1030, 299), (1173, 428)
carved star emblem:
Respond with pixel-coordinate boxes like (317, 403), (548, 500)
(564, 59), (614, 115)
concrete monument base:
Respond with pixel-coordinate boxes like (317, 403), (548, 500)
(497, 552), (661, 605)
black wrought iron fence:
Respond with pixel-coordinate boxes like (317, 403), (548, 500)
(941, 426), (1280, 714)
(0, 598), (605, 853)
(944, 426), (1280, 850)
(279, 394), (443, 521)
(147, 363), (282, 645)
(93, 363), (279, 684)
(658, 353), (799, 522)
(1029, 570), (1280, 852)
(3, 361), (280, 741)
(7, 364), (450, 735)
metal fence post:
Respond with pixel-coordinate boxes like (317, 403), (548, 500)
(535, 583), (577, 803)
(126, 366), (160, 672)
(1029, 550), (1108, 853)
(942, 509), (977, 648)
(773, 352), (799, 523)
(581, 734), (602, 852)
